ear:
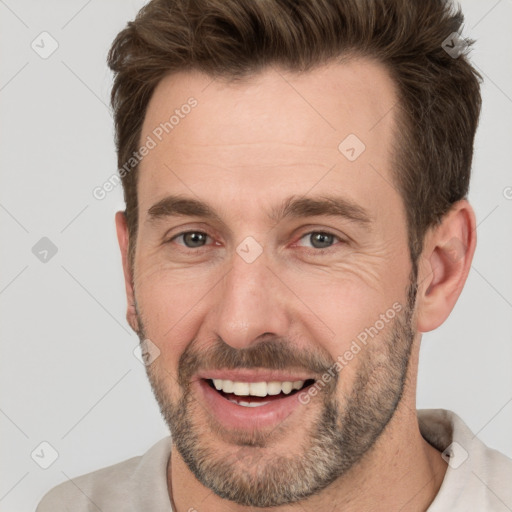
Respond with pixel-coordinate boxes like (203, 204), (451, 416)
(115, 211), (139, 333)
(415, 200), (477, 333)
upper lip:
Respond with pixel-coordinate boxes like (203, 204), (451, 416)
(196, 369), (316, 383)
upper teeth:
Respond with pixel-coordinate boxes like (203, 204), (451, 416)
(212, 379), (305, 397)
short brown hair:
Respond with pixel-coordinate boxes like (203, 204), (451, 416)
(107, 0), (482, 271)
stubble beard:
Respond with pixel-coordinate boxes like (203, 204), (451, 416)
(137, 272), (418, 507)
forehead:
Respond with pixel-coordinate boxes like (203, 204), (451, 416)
(137, 58), (400, 224)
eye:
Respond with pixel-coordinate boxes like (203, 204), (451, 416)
(170, 231), (212, 249)
(295, 231), (344, 250)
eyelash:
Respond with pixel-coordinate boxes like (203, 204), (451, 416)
(167, 230), (345, 254)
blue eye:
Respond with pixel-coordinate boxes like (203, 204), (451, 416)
(168, 230), (345, 253)
(171, 231), (211, 248)
(296, 231), (342, 250)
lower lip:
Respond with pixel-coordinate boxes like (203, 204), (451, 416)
(196, 379), (306, 430)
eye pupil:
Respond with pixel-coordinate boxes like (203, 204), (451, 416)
(178, 231), (337, 250)
(184, 232), (207, 248)
(311, 232), (334, 249)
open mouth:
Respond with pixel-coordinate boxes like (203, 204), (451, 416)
(204, 378), (316, 407)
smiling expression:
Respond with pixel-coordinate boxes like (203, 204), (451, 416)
(123, 59), (419, 506)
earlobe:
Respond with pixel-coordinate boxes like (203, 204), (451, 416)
(416, 201), (476, 333)
(115, 211), (139, 333)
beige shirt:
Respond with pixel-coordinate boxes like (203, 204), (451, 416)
(36, 409), (512, 511)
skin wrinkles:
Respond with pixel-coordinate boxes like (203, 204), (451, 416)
(140, 284), (416, 507)
(115, 60), (460, 511)
(136, 233), (394, 319)
(138, 215), (400, 308)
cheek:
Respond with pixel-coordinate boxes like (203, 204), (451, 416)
(279, 254), (406, 337)
(134, 261), (219, 355)
(275, 263), (409, 388)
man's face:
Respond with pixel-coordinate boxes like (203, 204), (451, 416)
(129, 59), (417, 506)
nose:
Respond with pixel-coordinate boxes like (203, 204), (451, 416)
(210, 248), (291, 350)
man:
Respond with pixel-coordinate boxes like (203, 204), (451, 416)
(37, 0), (512, 510)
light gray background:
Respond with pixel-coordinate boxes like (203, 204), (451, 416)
(1, 1), (511, 510)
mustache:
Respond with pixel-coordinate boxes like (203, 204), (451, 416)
(177, 335), (337, 388)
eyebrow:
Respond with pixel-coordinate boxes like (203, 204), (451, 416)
(271, 194), (372, 226)
(147, 194), (372, 227)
